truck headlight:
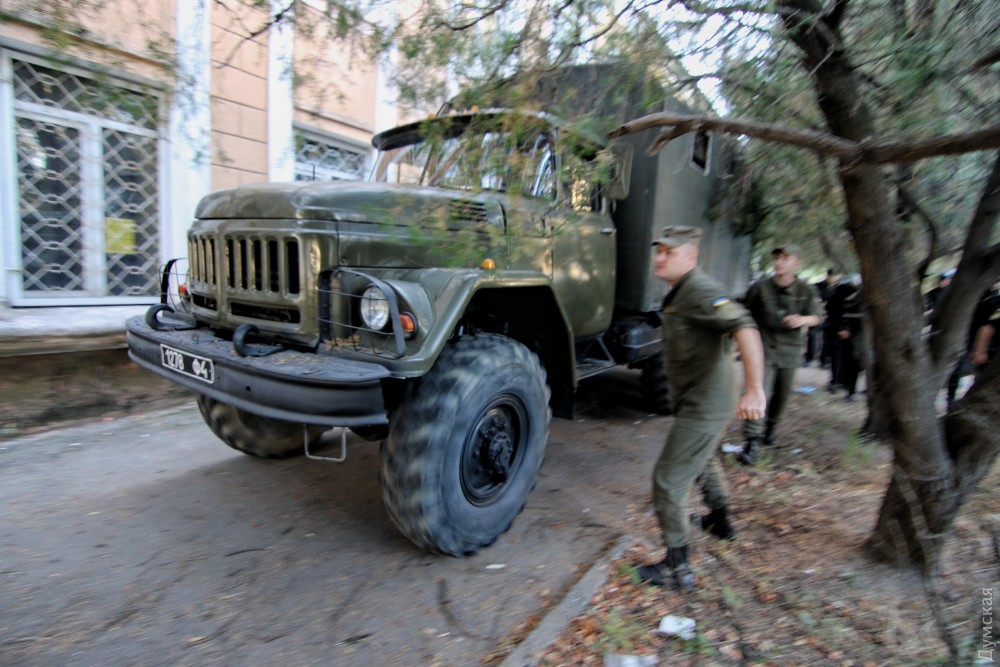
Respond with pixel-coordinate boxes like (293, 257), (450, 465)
(360, 285), (390, 331)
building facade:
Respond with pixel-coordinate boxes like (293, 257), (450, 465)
(0, 0), (401, 347)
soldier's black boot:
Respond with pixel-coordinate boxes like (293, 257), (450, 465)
(737, 437), (761, 466)
(697, 506), (735, 540)
(763, 426), (776, 446)
(636, 546), (695, 591)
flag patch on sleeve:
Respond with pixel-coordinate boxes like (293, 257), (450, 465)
(711, 297), (731, 308)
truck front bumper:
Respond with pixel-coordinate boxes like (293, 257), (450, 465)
(126, 316), (390, 427)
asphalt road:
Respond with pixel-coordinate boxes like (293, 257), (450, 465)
(1, 370), (671, 666)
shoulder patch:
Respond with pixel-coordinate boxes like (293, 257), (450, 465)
(711, 297), (731, 308)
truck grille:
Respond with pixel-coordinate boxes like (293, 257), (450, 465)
(189, 232), (302, 295)
(188, 232), (303, 322)
(449, 199), (488, 224)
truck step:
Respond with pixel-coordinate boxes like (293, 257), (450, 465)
(576, 357), (618, 380)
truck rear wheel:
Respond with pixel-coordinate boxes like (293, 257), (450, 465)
(380, 334), (551, 556)
(196, 395), (322, 458)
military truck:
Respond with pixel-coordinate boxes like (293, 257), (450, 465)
(126, 68), (750, 556)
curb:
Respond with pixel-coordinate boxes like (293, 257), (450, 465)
(500, 534), (632, 667)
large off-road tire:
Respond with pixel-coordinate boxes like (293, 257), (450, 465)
(197, 395), (323, 458)
(380, 334), (551, 556)
(350, 424), (389, 442)
(639, 351), (671, 415)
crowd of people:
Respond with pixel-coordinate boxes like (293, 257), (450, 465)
(634, 227), (999, 592)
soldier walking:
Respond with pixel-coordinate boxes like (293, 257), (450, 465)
(738, 245), (820, 465)
(636, 226), (766, 590)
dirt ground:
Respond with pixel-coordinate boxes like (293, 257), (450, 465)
(0, 348), (192, 441)
(6, 353), (997, 665)
(536, 366), (1000, 666)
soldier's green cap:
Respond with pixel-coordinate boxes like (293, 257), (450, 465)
(772, 244), (803, 258)
(652, 225), (702, 248)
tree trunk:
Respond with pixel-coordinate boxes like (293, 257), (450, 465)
(869, 359), (1000, 568)
(779, 0), (999, 571)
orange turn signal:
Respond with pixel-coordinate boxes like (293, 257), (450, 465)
(399, 313), (416, 339)
(481, 258), (496, 270)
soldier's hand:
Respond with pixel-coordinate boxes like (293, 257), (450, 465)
(737, 387), (767, 421)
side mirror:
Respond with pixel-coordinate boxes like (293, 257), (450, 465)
(604, 142), (632, 200)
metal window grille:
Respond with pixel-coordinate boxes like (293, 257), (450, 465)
(7, 56), (162, 303)
(293, 132), (368, 182)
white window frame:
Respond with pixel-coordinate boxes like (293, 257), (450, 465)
(293, 126), (371, 182)
(1, 49), (169, 306)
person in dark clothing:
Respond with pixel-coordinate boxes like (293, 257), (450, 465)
(808, 269), (841, 368)
(924, 269), (955, 325)
(946, 283), (1000, 404)
(829, 277), (864, 401)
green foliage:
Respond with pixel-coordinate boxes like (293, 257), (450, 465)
(595, 607), (646, 654)
(617, 562), (642, 585)
(840, 429), (880, 469)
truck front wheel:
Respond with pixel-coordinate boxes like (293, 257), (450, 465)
(197, 395), (323, 458)
(380, 334), (551, 556)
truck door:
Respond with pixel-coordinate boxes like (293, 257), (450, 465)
(548, 169), (616, 338)
(501, 130), (615, 337)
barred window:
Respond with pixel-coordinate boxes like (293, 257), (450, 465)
(5, 54), (163, 304)
(691, 129), (711, 174)
(294, 130), (369, 182)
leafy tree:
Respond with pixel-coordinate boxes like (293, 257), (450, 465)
(367, 0), (1000, 574)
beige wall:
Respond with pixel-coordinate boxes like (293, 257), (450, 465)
(293, 4), (378, 146)
(210, 2), (271, 189)
(0, 1), (176, 82)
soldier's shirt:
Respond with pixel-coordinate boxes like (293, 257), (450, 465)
(744, 276), (819, 368)
(660, 268), (757, 422)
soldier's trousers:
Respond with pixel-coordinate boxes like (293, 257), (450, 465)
(653, 417), (729, 549)
(744, 363), (796, 438)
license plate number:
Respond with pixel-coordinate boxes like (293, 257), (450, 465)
(160, 345), (215, 384)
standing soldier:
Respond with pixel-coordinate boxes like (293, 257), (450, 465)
(636, 226), (766, 590)
(972, 304), (1000, 371)
(738, 245), (820, 466)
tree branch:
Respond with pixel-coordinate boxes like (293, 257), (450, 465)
(438, 0), (512, 32)
(971, 45), (1000, 71)
(899, 182), (940, 283)
(825, 0), (850, 30)
(929, 151), (1000, 379)
(609, 111), (1000, 166)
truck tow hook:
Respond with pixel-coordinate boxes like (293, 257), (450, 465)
(304, 427), (348, 463)
(145, 304), (196, 331)
(232, 323), (283, 357)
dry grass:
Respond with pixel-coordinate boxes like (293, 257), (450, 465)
(538, 373), (1000, 666)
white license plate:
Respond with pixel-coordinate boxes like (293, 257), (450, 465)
(160, 344), (215, 384)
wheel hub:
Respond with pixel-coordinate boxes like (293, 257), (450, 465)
(461, 401), (524, 506)
(483, 429), (513, 480)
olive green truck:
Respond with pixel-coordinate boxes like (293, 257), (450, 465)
(126, 76), (750, 556)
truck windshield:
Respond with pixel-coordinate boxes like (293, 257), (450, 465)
(371, 120), (557, 200)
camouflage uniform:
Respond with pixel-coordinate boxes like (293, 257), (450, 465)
(741, 276), (818, 441)
(655, 267), (757, 548)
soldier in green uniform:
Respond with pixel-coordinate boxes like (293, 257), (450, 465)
(636, 226), (766, 590)
(737, 245), (820, 465)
